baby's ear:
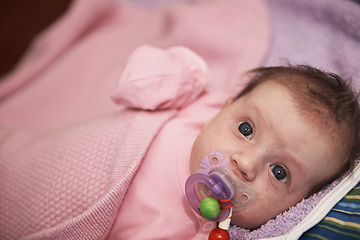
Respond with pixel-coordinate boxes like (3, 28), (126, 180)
(222, 98), (234, 110)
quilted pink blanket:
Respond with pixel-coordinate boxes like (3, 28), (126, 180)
(0, 0), (270, 239)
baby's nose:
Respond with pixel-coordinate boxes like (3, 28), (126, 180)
(230, 153), (259, 182)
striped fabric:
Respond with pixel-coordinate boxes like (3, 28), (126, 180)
(300, 181), (360, 240)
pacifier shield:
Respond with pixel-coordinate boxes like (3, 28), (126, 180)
(199, 150), (229, 175)
(198, 150), (256, 212)
(231, 181), (256, 211)
(185, 150), (257, 222)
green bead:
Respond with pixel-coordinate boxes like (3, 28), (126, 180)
(198, 198), (220, 219)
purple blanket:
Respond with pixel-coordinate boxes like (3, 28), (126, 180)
(264, 0), (360, 87)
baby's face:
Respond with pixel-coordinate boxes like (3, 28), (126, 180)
(190, 81), (342, 229)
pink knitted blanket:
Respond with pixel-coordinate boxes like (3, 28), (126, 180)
(0, 0), (270, 239)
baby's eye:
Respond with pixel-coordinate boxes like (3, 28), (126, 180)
(238, 121), (253, 140)
(270, 165), (288, 183)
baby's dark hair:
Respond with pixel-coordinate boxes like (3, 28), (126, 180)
(236, 65), (360, 193)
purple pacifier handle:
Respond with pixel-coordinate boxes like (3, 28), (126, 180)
(185, 173), (231, 222)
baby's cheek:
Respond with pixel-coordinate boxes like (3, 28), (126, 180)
(189, 139), (208, 174)
(230, 194), (280, 229)
(189, 157), (199, 174)
(189, 149), (203, 174)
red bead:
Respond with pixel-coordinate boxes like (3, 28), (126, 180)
(208, 227), (230, 240)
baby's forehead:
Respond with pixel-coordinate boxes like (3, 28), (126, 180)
(240, 79), (294, 103)
(241, 75), (323, 116)
(238, 78), (337, 137)
(236, 72), (303, 101)
(246, 75), (347, 161)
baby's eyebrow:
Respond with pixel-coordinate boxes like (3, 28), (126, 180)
(251, 105), (274, 140)
(248, 103), (267, 129)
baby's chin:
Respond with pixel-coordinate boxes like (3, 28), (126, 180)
(231, 211), (267, 230)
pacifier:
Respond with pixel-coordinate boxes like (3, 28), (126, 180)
(185, 149), (256, 225)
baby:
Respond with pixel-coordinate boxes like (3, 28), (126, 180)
(108, 55), (360, 239)
(189, 65), (360, 229)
